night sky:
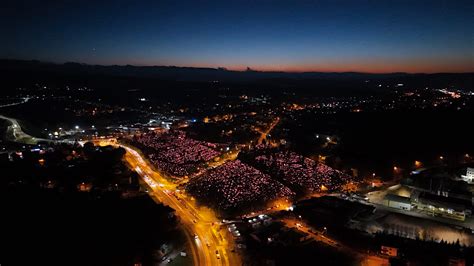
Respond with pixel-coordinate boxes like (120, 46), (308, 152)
(1, 0), (473, 73)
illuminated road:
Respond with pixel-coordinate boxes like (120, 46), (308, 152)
(0, 114), (49, 144)
(0, 98), (40, 144)
(0, 114), (74, 145)
(0, 97), (30, 108)
(1, 113), (240, 265)
(281, 217), (391, 264)
(256, 117), (280, 145)
(280, 218), (341, 248)
(96, 139), (241, 266)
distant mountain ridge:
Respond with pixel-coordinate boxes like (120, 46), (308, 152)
(1, 59), (473, 95)
(1, 58), (472, 82)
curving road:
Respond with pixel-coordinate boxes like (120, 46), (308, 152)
(1, 112), (241, 266)
(96, 139), (241, 266)
(0, 114), (49, 144)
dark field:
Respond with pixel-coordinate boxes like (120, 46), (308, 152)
(281, 110), (474, 178)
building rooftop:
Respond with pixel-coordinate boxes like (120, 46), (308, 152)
(384, 194), (411, 204)
(418, 192), (469, 212)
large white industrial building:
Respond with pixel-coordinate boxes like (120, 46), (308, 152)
(383, 194), (413, 211)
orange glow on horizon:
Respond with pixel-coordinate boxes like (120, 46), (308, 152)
(208, 59), (474, 73)
(91, 55), (474, 74)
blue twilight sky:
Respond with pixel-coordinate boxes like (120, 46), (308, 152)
(1, 0), (473, 73)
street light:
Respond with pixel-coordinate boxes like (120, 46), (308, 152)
(415, 160), (422, 168)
